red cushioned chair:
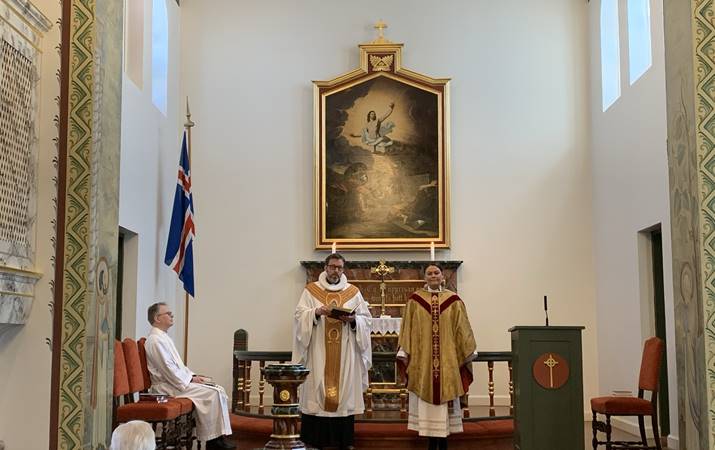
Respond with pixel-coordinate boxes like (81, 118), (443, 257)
(113, 340), (182, 450)
(590, 337), (664, 450)
(136, 337), (198, 449)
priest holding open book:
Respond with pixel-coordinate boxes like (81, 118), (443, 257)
(292, 253), (372, 450)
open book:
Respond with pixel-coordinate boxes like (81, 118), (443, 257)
(328, 304), (357, 319)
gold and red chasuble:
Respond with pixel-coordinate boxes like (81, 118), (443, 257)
(305, 283), (359, 412)
(398, 289), (477, 405)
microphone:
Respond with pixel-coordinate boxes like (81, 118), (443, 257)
(544, 295), (549, 326)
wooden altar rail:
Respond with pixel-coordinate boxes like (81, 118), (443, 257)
(232, 350), (513, 421)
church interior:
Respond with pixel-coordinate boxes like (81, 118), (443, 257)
(0, 0), (714, 449)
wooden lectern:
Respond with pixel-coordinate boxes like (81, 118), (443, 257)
(509, 326), (585, 450)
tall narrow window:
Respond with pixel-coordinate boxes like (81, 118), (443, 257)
(628, 0), (652, 84)
(151, 0), (168, 114)
(601, 0), (620, 111)
(124, 0), (144, 89)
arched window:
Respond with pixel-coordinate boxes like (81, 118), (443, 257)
(600, 0), (621, 111)
(627, 0), (652, 84)
(151, 0), (168, 115)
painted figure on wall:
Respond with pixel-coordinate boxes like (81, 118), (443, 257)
(351, 101), (395, 153)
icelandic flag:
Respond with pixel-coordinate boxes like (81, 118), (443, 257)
(164, 131), (195, 297)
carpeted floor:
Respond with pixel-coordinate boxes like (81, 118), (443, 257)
(226, 414), (673, 450)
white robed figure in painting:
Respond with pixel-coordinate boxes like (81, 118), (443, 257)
(351, 101), (396, 153)
(144, 302), (235, 450)
(292, 253), (373, 450)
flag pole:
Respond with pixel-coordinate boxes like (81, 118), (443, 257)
(183, 97), (195, 363)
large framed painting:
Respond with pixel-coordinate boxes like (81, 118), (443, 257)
(314, 33), (451, 250)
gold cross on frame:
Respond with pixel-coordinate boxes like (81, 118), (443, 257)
(371, 20), (393, 44)
(374, 20), (387, 39)
(543, 354), (559, 388)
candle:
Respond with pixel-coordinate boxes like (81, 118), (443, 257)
(331, 242), (337, 254)
(430, 241), (435, 261)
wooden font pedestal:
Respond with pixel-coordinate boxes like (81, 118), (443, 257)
(259, 364), (311, 450)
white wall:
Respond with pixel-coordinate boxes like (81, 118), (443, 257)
(119, 0), (185, 343)
(0, 0), (60, 448)
(179, 0), (598, 407)
(588, 0), (678, 443)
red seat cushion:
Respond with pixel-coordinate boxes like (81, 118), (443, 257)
(117, 401), (181, 422)
(590, 396), (653, 415)
(173, 397), (195, 414)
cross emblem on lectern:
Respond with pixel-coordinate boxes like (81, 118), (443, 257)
(543, 354), (559, 388)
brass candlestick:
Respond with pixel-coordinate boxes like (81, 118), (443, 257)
(370, 260), (395, 317)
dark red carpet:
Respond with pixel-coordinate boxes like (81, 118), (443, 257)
(230, 414), (513, 449)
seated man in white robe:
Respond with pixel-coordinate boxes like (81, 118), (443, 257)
(292, 253), (372, 450)
(144, 302), (234, 450)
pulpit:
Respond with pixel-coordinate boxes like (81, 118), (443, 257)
(509, 326), (585, 450)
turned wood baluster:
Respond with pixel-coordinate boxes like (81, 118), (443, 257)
(461, 361), (471, 418)
(258, 360), (266, 413)
(366, 387), (373, 417)
(400, 387), (407, 417)
(488, 361), (495, 417)
(236, 359), (245, 411)
(244, 359), (252, 411)
(508, 360), (514, 416)
(462, 393), (470, 418)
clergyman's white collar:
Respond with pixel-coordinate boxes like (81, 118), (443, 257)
(319, 271), (348, 291)
(425, 284), (444, 293)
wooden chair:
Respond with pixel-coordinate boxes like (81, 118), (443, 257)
(136, 337), (199, 449)
(590, 337), (664, 450)
(113, 340), (182, 449)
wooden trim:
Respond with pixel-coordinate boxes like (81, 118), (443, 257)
(49, 0), (71, 448)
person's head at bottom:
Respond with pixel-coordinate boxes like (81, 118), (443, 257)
(110, 420), (155, 450)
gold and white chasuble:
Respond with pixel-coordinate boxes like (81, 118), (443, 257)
(398, 288), (477, 437)
(292, 272), (372, 417)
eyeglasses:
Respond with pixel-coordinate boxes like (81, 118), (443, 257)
(157, 312), (174, 318)
(326, 264), (345, 271)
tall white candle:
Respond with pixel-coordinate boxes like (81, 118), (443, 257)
(331, 241), (337, 253)
(430, 241), (435, 261)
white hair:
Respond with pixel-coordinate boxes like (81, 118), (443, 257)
(110, 421), (156, 450)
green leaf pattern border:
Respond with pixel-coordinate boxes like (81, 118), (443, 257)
(57, 0), (94, 448)
(694, 0), (715, 445)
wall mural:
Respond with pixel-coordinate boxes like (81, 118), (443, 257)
(50, 0), (122, 448)
(665, 0), (715, 448)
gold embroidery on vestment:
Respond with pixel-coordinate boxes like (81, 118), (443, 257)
(305, 283), (359, 411)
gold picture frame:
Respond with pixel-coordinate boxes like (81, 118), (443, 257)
(314, 33), (451, 250)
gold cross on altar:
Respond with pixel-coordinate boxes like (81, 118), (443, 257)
(371, 260), (395, 317)
(543, 354), (559, 388)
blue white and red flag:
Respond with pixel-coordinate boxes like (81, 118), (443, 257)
(165, 131), (195, 297)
